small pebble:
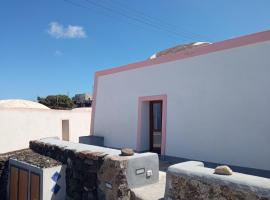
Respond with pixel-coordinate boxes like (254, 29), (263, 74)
(120, 148), (134, 156)
(214, 165), (233, 175)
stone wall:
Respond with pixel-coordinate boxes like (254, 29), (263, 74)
(165, 161), (270, 200)
(29, 140), (131, 200)
(1, 138), (158, 200)
(98, 155), (130, 200)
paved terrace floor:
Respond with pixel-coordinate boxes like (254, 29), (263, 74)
(131, 171), (166, 200)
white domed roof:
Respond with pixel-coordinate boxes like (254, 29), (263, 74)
(150, 42), (211, 59)
(0, 99), (50, 109)
(72, 107), (92, 112)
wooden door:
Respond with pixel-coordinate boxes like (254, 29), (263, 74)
(18, 169), (28, 200)
(9, 166), (30, 200)
(9, 166), (19, 200)
(62, 120), (70, 141)
(149, 101), (162, 154)
(30, 173), (40, 200)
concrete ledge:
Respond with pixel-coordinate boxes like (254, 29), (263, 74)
(36, 137), (121, 155)
(161, 154), (270, 178)
(126, 152), (159, 188)
(165, 161), (270, 200)
(169, 161), (204, 169)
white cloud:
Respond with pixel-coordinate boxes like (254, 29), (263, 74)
(48, 22), (87, 39)
(54, 50), (63, 56)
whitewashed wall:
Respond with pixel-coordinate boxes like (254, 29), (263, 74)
(0, 108), (91, 153)
(94, 40), (270, 171)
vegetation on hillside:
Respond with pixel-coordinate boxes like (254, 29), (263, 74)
(37, 95), (74, 110)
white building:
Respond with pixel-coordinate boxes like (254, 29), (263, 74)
(91, 30), (270, 171)
(73, 93), (92, 107)
(0, 99), (91, 153)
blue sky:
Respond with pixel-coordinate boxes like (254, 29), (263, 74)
(0, 0), (270, 100)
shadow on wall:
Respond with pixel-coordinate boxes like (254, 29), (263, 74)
(79, 136), (104, 147)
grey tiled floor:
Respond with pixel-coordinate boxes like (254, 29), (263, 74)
(159, 160), (177, 172)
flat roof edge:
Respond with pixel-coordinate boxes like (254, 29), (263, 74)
(95, 29), (270, 77)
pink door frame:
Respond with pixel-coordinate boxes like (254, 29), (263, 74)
(136, 95), (167, 155)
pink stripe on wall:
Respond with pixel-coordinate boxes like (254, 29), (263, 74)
(137, 95), (167, 155)
(90, 75), (98, 134)
(95, 30), (270, 77)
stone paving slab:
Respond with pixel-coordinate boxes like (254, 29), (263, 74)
(131, 171), (166, 200)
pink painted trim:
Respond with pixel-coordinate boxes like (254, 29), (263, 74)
(90, 30), (270, 137)
(90, 75), (98, 134)
(137, 95), (167, 155)
(96, 30), (270, 77)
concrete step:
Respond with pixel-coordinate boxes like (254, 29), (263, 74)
(131, 171), (166, 200)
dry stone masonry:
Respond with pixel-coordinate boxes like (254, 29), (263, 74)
(98, 155), (130, 200)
